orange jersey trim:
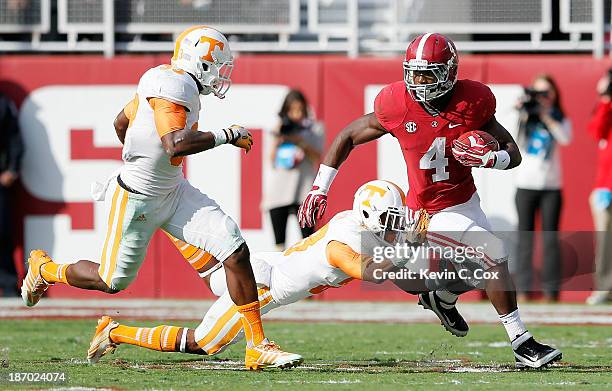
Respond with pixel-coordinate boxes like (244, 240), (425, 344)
(123, 95), (139, 123)
(326, 241), (369, 280)
(148, 98), (187, 138)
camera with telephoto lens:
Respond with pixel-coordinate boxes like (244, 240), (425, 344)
(279, 117), (301, 135)
(520, 87), (549, 119)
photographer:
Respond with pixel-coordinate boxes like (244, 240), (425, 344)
(263, 90), (323, 250)
(514, 74), (572, 302)
(586, 68), (612, 305)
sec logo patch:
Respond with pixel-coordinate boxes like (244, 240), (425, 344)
(405, 121), (417, 133)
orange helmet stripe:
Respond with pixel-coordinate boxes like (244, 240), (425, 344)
(383, 180), (407, 206)
(172, 25), (206, 62)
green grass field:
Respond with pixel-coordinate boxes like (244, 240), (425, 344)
(0, 319), (610, 390)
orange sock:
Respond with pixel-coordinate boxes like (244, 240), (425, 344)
(165, 232), (214, 272)
(110, 324), (181, 352)
(40, 262), (70, 285)
(237, 301), (265, 347)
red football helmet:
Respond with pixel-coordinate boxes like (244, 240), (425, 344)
(403, 33), (459, 102)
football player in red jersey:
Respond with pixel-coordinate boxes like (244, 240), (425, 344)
(298, 33), (561, 369)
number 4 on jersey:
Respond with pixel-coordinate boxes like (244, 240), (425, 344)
(420, 137), (449, 182)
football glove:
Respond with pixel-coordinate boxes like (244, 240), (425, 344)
(298, 186), (328, 228)
(451, 139), (496, 168)
(224, 125), (253, 153)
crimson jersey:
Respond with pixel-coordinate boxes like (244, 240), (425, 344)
(374, 79), (496, 212)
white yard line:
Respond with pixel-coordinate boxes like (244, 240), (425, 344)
(1, 298), (611, 325)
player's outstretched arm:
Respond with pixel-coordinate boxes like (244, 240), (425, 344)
(162, 125), (253, 158)
(323, 113), (388, 168)
(298, 113), (387, 228)
(480, 116), (522, 169)
(326, 241), (410, 284)
(148, 96), (252, 158)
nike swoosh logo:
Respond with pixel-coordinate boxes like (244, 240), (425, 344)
(446, 317), (456, 327)
(449, 123), (461, 128)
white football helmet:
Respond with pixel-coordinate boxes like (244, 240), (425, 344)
(353, 180), (408, 244)
(171, 26), (234, 99)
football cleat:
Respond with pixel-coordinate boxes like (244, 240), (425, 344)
(418, 291), (469, 337)
(245, 339), (303, 370)
(87, 316), (119, 364)
(512, 332), (562, 369)
(21, 250), (53, 307)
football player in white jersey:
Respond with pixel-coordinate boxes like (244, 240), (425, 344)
(86, 180), (433, 360)
(20, 26), (301, 370)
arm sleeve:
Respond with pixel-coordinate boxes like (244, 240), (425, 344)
(588, 101), (612, 141)
(326, 241), (369, 280)
(148, 98), (187, 138)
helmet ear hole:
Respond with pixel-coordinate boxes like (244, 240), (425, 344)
(201, 63), (209, 71)
(362, 210), (369, 219)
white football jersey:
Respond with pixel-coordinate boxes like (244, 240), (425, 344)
(267, 210), (386, 305)
(120, 65), (201, 196)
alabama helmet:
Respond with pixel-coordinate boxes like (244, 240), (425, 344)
(171, 26), (233, 98)
(353, 180), (407, 243)
(403, 32), (458, 102)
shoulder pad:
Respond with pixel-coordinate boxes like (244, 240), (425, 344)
(374, 81), (408, 131)
(326, 211), (364, 253)
(139, 67), (200, 112)
(456, 80), (496, 128)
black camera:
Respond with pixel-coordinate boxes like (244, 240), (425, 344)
(279, 117), (301, 135)
(521, 87), (548, 117)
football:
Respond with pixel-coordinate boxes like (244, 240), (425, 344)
(454, 130), (500, 153)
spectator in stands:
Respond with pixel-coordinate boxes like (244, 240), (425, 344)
(586, 68), (612, 305)
(263, 90), (323, 251)
(0, 92), (23, 297)
(514, 74), (572, 303)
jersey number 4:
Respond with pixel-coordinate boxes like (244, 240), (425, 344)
(419, 137), (449, 182)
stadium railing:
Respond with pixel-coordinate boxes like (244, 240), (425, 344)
(0, 0), (609, 57)
(559, 0), (611, 57)
(0, 0), (50, 50)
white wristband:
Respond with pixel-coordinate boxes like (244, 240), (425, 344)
(313, 164), (338, 192)
(493, 150), (511, 170)
(179, 329), (187, 352)
(210, 128), (229, 147)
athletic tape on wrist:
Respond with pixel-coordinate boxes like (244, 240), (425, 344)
(179, 330), (187, 353)
(493, 150), (511, 170)
(210, 128), (228, 147)
(313, 164), (338, 192)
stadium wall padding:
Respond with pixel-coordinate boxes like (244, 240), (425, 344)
(1, 54), (608, 301)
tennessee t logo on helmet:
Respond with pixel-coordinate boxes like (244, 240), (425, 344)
(171, 26), (234, 99)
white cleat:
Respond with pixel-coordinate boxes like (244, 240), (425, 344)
(245, 339), (303, 370)
(21, 250), (53, 307)
(87, 316), (119, 364)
